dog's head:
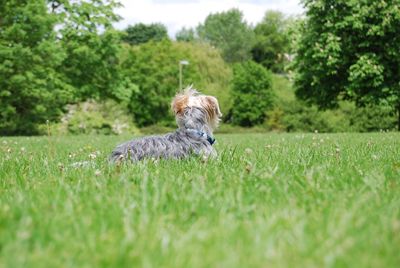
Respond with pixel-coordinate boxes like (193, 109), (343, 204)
(171, 86), (222, 131)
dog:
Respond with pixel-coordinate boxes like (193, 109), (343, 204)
(109, 87), (222, 162)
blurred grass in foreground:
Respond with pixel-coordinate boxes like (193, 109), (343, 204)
(0, 133), (399, 267)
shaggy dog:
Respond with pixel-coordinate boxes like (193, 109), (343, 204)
(109, 87), (222, 162)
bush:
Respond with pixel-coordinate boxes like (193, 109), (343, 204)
(229, 61), (273, 127)
(41, 100), (139, 135)
(279, 101), (333, 132)
(347, 104), (397, 132)
(266, 100), (396, 133)
(265, 75), (396, 132)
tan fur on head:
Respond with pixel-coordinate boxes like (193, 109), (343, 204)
(201, 95), (222, 129)
(171, 86), (222, 129)
(171, 93), (189, 115)
(171, 86), (199, 115)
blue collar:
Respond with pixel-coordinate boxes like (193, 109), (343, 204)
(186, 129), (215, 145)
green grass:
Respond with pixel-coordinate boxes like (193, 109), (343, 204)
(1, 133), (399, 267)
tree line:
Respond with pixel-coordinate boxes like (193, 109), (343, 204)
(0, 0), (399, 135)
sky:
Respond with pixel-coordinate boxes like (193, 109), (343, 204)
(114, 0), (304, 37)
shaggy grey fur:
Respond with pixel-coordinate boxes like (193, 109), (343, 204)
(110, 107), (216, 162)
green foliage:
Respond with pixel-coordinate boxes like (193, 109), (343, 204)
(0, 0), (74, 135)
(2, 1), (398, 134)
(173, 42), (233, 115)
(57, 100), (139, 135)
(270, 74), (296, 104)
(52, 0), (125, 101)
(267, 75), (396, 132)
(1, 133), (400, 266)
(123, 23), (169, 45)
(268, 101), (397, 133)
(294, 0), (400, 129)
(175, 27), (195, 42)
(251, 11), (290, 73)
(120, 41), (232, 126)
(0, 0), (131, 135)
(120, 40), (196, 126)
(229, 61), (273, 126)
(279, 101), (336, 132)
(197, 8), (255, 63)
(347, 104), (397, 132)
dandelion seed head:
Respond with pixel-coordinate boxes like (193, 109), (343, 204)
(89, 153), (97, 159)
(245, 148), (253, 155)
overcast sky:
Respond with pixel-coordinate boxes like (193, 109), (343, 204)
(114, 0), (304, 37)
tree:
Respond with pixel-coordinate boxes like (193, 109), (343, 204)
(50, 0), (125, 101)
(229, 61), (273, 126)
(0, 0), (73, 135)
(197, 8), (255, 63)
(120, 40), (196, 126)
(120, 40), (232, 127)
(251, 11), (290, 73)
(123, 23), (169, 45)
(175, 27), (195, 42)
(0, 0), (128, 135)
(294, 0), (400, 130)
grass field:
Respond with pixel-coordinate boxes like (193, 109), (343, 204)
(1, 133), (399, 267)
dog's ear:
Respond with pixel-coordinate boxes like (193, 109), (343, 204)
(171, 93), (188, 115)
(203, 96), (222, 120)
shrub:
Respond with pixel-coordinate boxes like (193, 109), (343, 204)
(229, 61), (273, 127)
(347, 104), (397, 132)
(42, 100), (139, 135)
(280, 101), (333, 132)
(265, 75), (396, 132)
(269, 100), (396, 133)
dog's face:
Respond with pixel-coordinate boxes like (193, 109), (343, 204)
(171, 87), (222, 130)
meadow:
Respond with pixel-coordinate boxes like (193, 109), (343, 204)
(0, 133), (399, 267)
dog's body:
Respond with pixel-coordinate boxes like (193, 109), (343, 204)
(110, 88), (222, 162)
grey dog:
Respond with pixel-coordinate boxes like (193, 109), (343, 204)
(110, 87), (222, 162)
